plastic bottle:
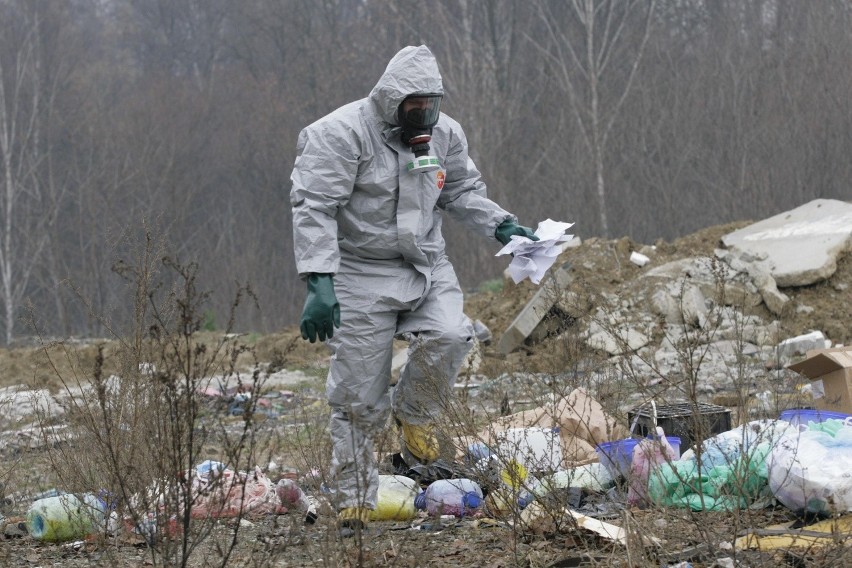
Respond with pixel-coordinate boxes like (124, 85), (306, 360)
(195, 460), (226, 481)
(499, 459), (529, 491)
(540, 462), (613, 493)
(472, 456), (530, 517)
(26, 493), (109, 542)
(275, 478), (318, 524)
(31, 488), (64, 501)
(414, 479), (483, 517)
(465, 442), (492, 464)
(472, 454), (529, 494)
(370, 475), (420, 521)
(484, 487), (518, 518)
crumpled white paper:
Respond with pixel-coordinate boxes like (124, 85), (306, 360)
(496, 219), (575, 284)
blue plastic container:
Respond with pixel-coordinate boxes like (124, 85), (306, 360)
(779, 408), (851, 427)
(596, 436), (681, 479)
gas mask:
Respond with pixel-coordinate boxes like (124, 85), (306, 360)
(398, 94), (442, 173)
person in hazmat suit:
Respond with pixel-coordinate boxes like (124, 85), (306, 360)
(290, 45), (537, 536)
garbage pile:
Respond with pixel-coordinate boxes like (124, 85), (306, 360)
(7, 460), (319, 545)
(2, 199), (852, 568)
(2, 377), (851, 568)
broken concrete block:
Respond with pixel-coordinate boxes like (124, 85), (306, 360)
(498, 264), (573, 354)
(555, 291), (590, 319)
(776, 330), (831, 361)
(642, 257), (760, 310)
(526, 307), (574, 344)
(716, 248), (790, 315)
(721, 198), (852, 287)
(759, 284), (790, 316)
(650, 289), (682, 324)
(742, 320), (780, 347)
(681, 285), (708, 328)
(586, 327), (649, 356)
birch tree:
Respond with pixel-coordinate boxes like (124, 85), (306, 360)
(530, 0), (656, 237)
(0, 1), (71, 344)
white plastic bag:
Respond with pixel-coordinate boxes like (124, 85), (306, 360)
(495, 427), (563, 473)
(768, 422), (852, 514)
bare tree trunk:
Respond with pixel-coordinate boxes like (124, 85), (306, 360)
(0, 8), (37, 344)
(0, 1), (76, 344)
(0, 124), (14, 343)
(529, 0), (656, 237)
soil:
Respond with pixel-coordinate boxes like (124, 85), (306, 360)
(1, 222), (850, 567)
(467, 221), (852, 375)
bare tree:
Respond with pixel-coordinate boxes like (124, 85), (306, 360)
(117, 0), (235, 93)
(0, 0), (78, 344)
(529, 0), (656, 237)
(6, 0), (852, 338)
(612, 0), (852, 242)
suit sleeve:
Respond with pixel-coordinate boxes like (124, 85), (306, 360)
(290, 121), (359, 276)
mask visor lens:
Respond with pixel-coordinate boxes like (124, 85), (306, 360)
(401, 95), (442, 128)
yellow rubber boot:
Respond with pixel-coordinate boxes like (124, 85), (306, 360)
(338, 507), (370, 538)
(399, 421), (440, 463)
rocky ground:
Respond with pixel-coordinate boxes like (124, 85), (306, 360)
(0, 219), (850, 567)
(468, 220), (851, 370)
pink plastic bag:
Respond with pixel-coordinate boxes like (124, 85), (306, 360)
(627, 427), (677, 507)
(190, 465), (285, 519)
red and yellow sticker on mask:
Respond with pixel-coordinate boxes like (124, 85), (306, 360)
(436, 170), (445, 190)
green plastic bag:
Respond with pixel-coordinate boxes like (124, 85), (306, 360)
(647, 438), (774, 511)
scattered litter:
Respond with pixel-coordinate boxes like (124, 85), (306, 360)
(415, 478), (483, 517)
(371, 475), (419, 521)
(276, 478), (318, 523)
(649, 420), (797, 511)
(26, 492), (117, 542)
(629, 251), (650, 267)
(626, 427), (679, 507)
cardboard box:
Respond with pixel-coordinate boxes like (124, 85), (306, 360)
(787, 348), (852, 414)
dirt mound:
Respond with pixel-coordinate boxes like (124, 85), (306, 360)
(0, 220), (847, 392)
(465, 220), (851, 375)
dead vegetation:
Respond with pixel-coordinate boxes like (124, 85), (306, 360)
(0, 222), (850, 568)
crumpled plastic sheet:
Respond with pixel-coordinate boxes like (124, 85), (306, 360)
(768, 419), (852, 514)
(125, 463), (316, 542)
(648, 420), (799, 511)
(189, 463), (285, 519)
(131, 461), (311, 524)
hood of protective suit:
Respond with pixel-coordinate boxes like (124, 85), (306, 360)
(369, 45), (444, 126)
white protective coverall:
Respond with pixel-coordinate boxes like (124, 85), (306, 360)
(290, 45), (518, 511)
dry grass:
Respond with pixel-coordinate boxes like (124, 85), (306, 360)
(1, 224), (851, 567)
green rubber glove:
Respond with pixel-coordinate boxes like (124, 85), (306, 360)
(300, 273), (340, 343)
(495, 219), (540, 245)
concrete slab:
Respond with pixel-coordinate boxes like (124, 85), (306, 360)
(721, 199), (852, 287)
(497, 263), (573, 354)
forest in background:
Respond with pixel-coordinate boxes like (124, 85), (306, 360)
(0, 0), (850, 344)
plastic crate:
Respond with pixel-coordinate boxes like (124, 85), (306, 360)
(627, 402), (732, 451)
